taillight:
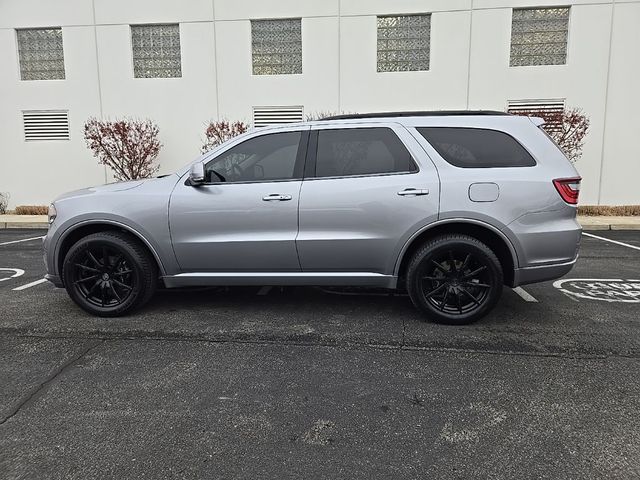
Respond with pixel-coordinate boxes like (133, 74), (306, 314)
(553, 177), (581, 205)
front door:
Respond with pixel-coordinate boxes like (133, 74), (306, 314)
(169, 127), (309, 272)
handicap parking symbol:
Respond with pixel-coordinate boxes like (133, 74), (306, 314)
(553, 278), (640, 303)
(0, 268), (25, 282)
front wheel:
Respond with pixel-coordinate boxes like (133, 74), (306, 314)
(406, 235), (503, 325)
(62, 231), (157, 317)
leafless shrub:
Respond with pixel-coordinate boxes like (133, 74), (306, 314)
(201, 120), (249, 154)
(84, 117), (162, 181)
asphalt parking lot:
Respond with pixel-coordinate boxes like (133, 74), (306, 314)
(1, 228), (639, 479)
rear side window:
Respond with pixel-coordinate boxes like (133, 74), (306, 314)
(315, 127), (418, 178)
(416, 127), (536, 168)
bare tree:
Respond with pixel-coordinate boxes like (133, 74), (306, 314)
(510, 107), (590, 163)
(201, 120), (249, 153)
(84, 118), (162, 181)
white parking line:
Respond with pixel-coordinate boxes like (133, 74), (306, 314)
(512, 286), (538, 303)
(13, 278), (48, 291)
(582, 232), (640, 252)
(0, 236), (45, 246)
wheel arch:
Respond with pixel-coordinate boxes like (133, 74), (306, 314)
(395, 219), (519, 288)
(55, 220), (167, 281)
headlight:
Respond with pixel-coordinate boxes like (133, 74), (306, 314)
(48, 203), (57, 225)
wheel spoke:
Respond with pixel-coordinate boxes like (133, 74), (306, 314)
(430, 260), (448, 273)
(461, 287), (481, 306)
(110, 284), (122, 302)
(112, 279), (133, 291)
(448, 251), (457, 273)
(460, 254), (471, 273)
(455, 292), (463, 314)
(74, 275), (99, 285)
(461, 265), (487, 280)
(439, 289), (450, 311)
(101, 285), (107, 306)
(75, 264), (100, 273)
(463, 282), (491, 289)
(424, 282), (447, 299)
(102, 247), (109, 269)
(422, 276), (444, 281)
(114, 269), (133, 276)
(85, 279), (101, 299)
(87, 251), (102, 267)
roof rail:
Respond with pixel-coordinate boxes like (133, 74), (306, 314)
(321, 111), (510, 121)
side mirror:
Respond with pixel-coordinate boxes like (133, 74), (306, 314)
(188, 162), (205, 186)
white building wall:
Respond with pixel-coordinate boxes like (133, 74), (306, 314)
(1, 0), (639, 208)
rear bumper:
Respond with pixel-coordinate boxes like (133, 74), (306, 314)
(512, 256), (578, 287)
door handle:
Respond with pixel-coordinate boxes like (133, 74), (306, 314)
(397, 188), (429, 197)
(262, 193), (292, 201)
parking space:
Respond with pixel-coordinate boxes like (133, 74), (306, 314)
(1, 228), (639, 478)
(1, 228), (639, 356)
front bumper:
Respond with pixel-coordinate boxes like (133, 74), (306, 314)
(512, 256), (578, 286)
(45, 273), (64, 288)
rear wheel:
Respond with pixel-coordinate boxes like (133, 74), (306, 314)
(407, 234), (503, 325)
(62, 231), (157, 317)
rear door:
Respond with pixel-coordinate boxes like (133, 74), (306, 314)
(296, 123), (440, 275)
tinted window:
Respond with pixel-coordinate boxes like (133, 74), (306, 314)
(204, 132), (301, 183)
(417, 127), (536, 168)
(315, 128), (417, 178)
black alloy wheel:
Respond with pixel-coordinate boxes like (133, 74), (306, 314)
(71, 244), (135, 308)
(407, 234), (503, 325)
(62, 231), (157, 317)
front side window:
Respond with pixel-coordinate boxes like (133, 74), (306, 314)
(315, 128), (417, 178)
(417, 127), (536, 168)
(510, 7), (570, 67)
(204, 131), (302, 183)
(16, 28), (65, 80)
(377, 14), (431, 72)
(131, 24), (182, 78)
(251, 19), (302, 75)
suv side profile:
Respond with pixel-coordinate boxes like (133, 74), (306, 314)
(44, 111), (582, 324)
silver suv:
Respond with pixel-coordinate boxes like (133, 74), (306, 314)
(44, 111), (582, 324)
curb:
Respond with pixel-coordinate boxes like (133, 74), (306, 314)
(581, 224), (640, 231)
(1, 222), (49, 229)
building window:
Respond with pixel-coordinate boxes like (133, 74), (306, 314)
(377, 14), (431, 72)
(251, 19), (302, 75)
(16, 28), (65, 80)
(510, 7), (570, 67)
(131, 24), (182, 78)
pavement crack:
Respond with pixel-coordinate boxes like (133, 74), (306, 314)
(0, 339), (104, 426)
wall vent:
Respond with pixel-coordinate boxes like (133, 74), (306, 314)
(23, 110), (70, 141)
(253, 106), (304, 128)
(507, 100), (565, 132)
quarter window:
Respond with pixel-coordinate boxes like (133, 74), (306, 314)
(417, 127), (536, 168)
(315, 128), (417, 178)
(131, 24), (182, 78)
(377, 15), (431, 72)
(16, 28), (65, 80)
(204, 132), (302, 183)
(251, 19), (302, 75)
(510, 7), (570, 67)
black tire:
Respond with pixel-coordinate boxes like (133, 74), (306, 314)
(62, 231), (158, 317)
(406, 234), (503, 325)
